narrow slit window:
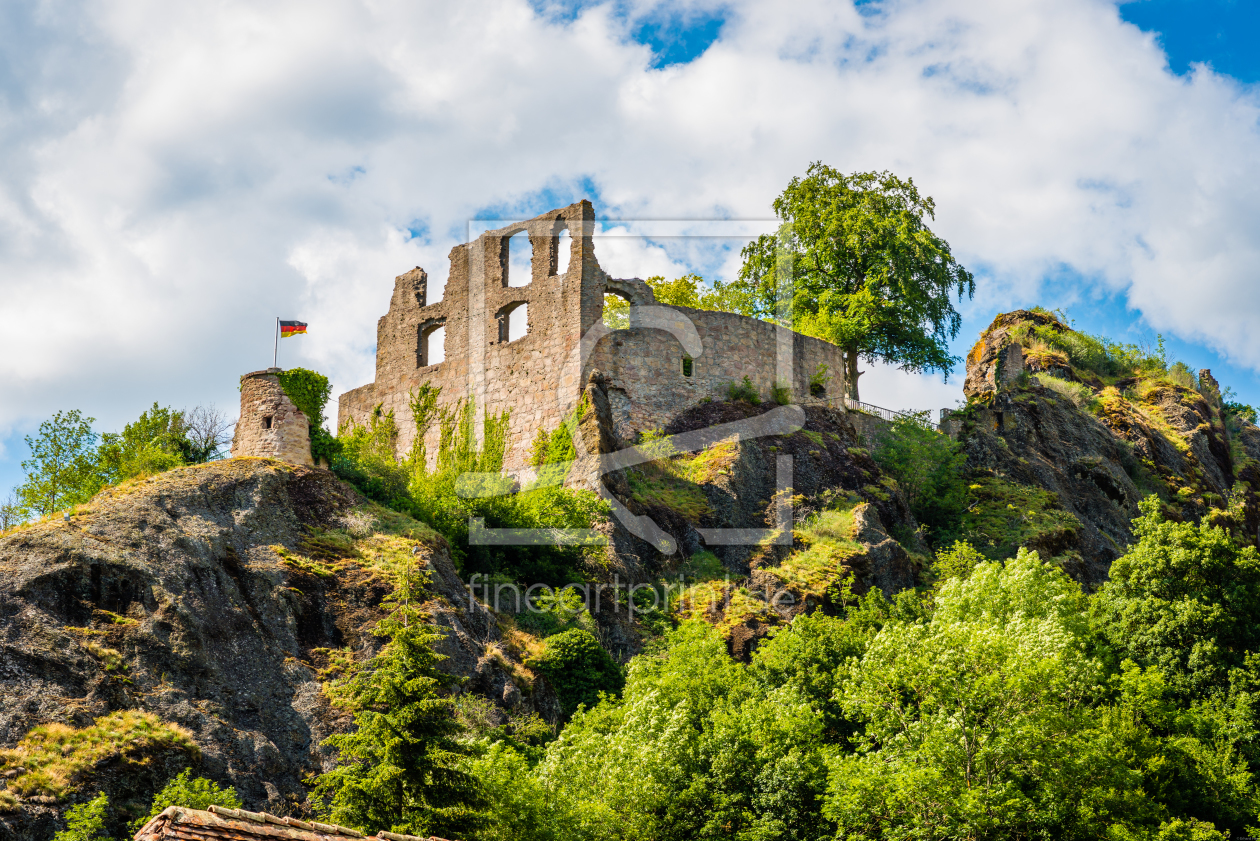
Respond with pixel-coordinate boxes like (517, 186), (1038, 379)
(682, 356), (693, 378)
(262, 416), (273, 430)
(555, 229), (572, 276)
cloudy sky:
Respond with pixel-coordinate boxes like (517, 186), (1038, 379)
(2, 0), (1259, 495)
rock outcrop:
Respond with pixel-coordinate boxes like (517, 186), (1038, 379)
(953, 310), (1260, 584)
(0, 460), (531, 841)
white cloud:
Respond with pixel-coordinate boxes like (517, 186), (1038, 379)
(1, 0), (1259, 448)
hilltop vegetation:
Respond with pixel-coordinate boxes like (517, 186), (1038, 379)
(6, 303), (1260, 840)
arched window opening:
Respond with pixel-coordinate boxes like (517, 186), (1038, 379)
(419, 323), (446, 367)
(507, 230), (532, 288)
(555, 229), (572, 276)
(603, 292), (630, 330)
(682, 356), (693, 378)
(507, 303), (528, 342)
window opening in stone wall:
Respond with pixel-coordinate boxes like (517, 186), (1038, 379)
(507, 230), (532, 288)
(682, 356), (693, 377)
(507, 303), (528, 342)
(603, 292), (630, 330)
(422, 325), (446, 366)
(554, 229), (572, 276)
(262, 416), (273, 429)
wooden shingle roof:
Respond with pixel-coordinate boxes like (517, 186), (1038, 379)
(134, 805), (454, 841)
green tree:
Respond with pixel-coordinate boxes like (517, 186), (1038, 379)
(97, 403), (191, 483)
(312, 574), (485, 839)
(17, 410), (102, 515)
(0, 491), (23, 531)
(646, 273), (753, 315)
(528, 629), (623, 718)
(1092, 495), (1260, 700)
(871, 412), (967, 543)
(735, 164), (974, 400)
(54, 791), (113, 841)
(129, 768), (241, 834)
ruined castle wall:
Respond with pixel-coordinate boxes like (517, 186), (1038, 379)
(339, 202), (596, 473)
(232, 370), (314, 466)
(586, 308), (848, 439)
(338, 200), (853, 475)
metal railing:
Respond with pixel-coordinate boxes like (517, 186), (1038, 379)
(800, 394), (937, 429)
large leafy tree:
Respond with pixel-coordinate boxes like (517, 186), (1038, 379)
(734, 164), (974, 400)
(1092, 495), (1260, 700)
(312, 573), (486, 839)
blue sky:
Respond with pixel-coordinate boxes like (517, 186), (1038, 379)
(3, 0), (1260, 499)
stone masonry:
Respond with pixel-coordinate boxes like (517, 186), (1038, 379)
(231, 369), (314, 467)
(338, 201), (850, 474)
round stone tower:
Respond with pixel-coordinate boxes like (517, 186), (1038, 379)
(231, 368), (314, 467)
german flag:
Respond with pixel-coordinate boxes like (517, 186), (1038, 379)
(280, 320), (307, 338)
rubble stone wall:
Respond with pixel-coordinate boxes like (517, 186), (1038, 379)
(232, 369), (314, 467)
(338, 201), (849, 474)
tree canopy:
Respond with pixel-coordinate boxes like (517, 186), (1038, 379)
(732, 164), (975, 400)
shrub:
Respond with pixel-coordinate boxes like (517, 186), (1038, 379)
(1167, 361), (1197, 389)
(771, 381), (792, 405)
(932, 539), (986, 581)
(872, 413), (966, 544)
(129, 769), (240, 834)
(334, 390), (607, 587)
(726, 376), (761, 404)
(809, 363), (831, 397)
(528, 629), (624, 717)
(54, 791), (112, 841)
(1035, 373), (1098, 409)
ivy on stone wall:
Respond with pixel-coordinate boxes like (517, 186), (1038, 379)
(277, 368), (341, 464)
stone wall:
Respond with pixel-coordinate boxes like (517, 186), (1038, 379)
(337, 201), (849, 474)
(587, 307), (848, 439)
(231, 369), (314, 467)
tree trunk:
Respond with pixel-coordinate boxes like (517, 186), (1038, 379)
(844, 346), (862, 402)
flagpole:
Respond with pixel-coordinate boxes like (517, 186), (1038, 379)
(273, 317), (279, 369)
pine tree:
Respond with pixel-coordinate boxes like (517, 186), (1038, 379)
(312, 573), (485, 838)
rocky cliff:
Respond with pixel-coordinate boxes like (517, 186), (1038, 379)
(953, 310), (1260, 584)
(0, 460), (535, 841)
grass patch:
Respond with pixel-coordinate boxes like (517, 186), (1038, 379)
(272, 545), (337, 578)
(681, 438), (739, 484)
(1, 711), (197, 798)
(960, 477), (1082, 560)
(1035, 374), (1098, 411)
(771, 507), (864, 599)
(675, 581), (779, 635)
(83, 641), (126, 672)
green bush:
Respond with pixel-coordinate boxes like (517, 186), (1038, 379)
(333, 389), (607, 587)
(1167, 361), (1197, 389)
(54, 792), (112, 841)
(726, 376), (761, 404)
(872, 413), (966, 544)
(528, 629), (623, 717)
(129, 769), (240, 834)
(277, 368), (341, 464)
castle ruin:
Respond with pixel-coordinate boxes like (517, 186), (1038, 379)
(338, 201), (849, 473)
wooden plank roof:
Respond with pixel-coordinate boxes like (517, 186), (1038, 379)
(133, 805), (454, 841)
